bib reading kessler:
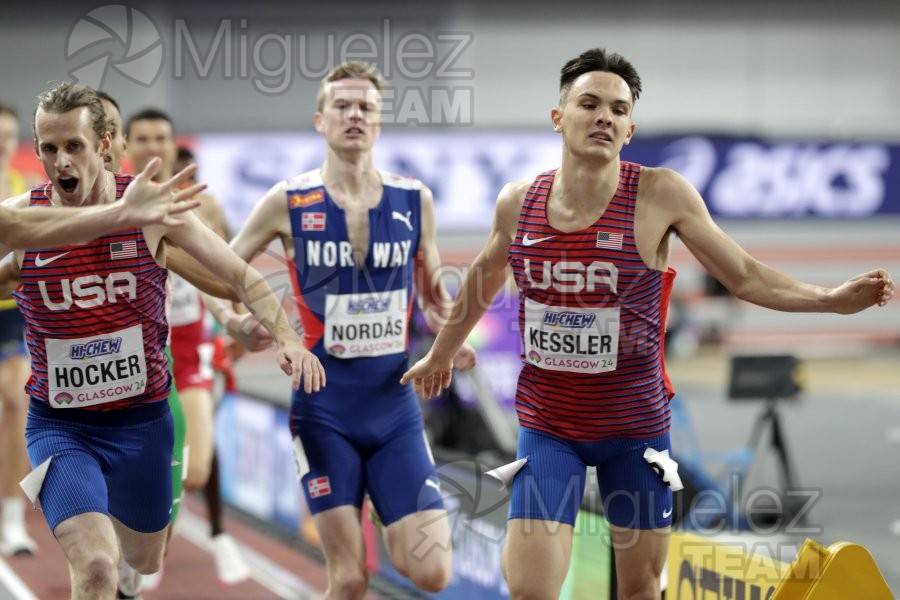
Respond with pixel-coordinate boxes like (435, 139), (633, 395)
(523, 299), (620, 373)
(46, 324), (147, 408)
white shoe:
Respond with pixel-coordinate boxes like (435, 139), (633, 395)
(117, 559), (143, 597)
(140, 567), (163, 591)
(0, 498), (37, 557)
(212, 533), (250, 585)
(0, 522), (37, 557)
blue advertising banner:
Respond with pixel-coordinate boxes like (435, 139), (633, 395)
(197, 132), (900, 232)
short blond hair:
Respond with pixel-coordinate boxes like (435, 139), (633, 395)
(316, 61), (386, 111)
(34, 82), (109, 147)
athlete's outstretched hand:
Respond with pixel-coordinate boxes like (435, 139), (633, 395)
(401, 352), (453, 400)
(278, 341), (326, 393)
(121, 157), (206, 228)
(226, 312), (275, 352)
(829, 269), (894, 314)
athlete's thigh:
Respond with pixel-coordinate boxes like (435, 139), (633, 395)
(105, 408), (174, 534)
(503, 517), (574, 599)
(610, 523), (669, 598)
(24, 411), (109, 531)
(365, 423), (443, 527)
(294, 419), (364, 514)
(311, 505), (366, 571)
(508, 427), (587, 526)
(593, 432), (673, 530)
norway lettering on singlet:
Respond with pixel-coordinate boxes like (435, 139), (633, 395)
(286, 170), (420, 383)
(13, 177), (170, 410)
(508, 163), (676, 441)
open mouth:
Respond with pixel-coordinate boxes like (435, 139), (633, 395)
(345, 127), (364, 136)
(590, 132), (613, 143)
(58, 176), (79, 193)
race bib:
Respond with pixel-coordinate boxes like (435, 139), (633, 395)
(45, 324), (148, 408)
(169, 275), (203, 326)
(324, 289), (408, 358)
(523, 298), (620, 374)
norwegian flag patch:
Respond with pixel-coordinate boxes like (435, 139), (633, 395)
(307, 476), (331, 498)
(302, 212), (326, 231)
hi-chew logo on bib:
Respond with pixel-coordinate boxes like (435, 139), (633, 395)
(325, 289), (408, 358)
(46, 324), (148, 408)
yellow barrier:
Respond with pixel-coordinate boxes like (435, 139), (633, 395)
(668, 533), (894, 600)
(771, 539), (893, 600)
(667, 532), (790, 599)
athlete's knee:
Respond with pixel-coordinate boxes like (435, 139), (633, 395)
(329, 568), (368, 600)
(76, 551), (118, 592)
(507, 578), (561, 600)
(616, 569), (661, 600)
(408, 560), (451, 593)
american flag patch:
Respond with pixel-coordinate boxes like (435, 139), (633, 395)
(302, 212), (326, 232)
(596, 231), (623, 250)
(110, 240), (138, 260)
(307, 476), (331, 498)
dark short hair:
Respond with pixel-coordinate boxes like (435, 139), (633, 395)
(34, 82), (109, 145)
(125, 108), (175, 138)
(559, 48), (642, 105)
(176, 145), (195, 163)
(94, 90), (120, 114)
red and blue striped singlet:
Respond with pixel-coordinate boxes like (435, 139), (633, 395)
(508, 162), (676, 442)
(14, 176), (171, 410)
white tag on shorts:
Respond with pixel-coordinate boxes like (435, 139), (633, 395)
(20, 457), (52, 510)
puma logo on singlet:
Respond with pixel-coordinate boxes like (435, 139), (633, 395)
(522, 233), (556, 247)
(391, 210), (413, 231)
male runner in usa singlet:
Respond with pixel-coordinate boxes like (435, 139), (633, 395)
(402, 48), (894, 600)
(0, 82), (323, 600)
(228, 61), (475, 598)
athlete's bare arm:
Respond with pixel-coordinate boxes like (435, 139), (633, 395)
(412, 186), (477, 372)
(146, 210), (324, 392)
(401, 181), (527, 398)
(229, 181), (293, 263)
(0, 159), (203, 249)
(642, 167), (894, 312)
(193, 191), (230, 240)
(166, 246), (240, 301)
(0, 254), (18, 300)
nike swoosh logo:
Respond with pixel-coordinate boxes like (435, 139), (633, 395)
(34, 252), (70, 267)
(663, 507), (673, 518)
(522, 233), (556, 247)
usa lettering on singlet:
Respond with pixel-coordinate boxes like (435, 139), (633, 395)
(13, 177), (170, 410)
(508, 163), (676, 441)
(285, 170), (420, 366)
